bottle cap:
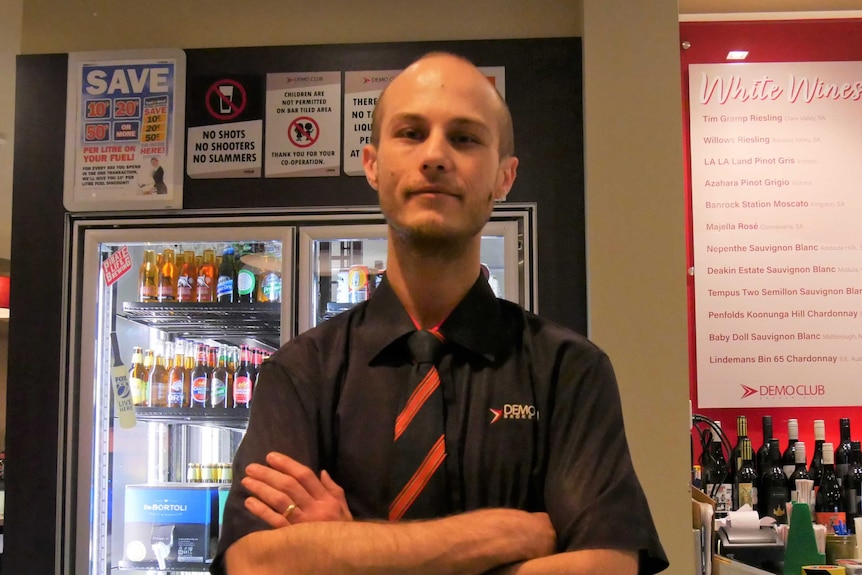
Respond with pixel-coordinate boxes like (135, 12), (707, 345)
(823, 442), (835, 465)
(815, 419), (826, 440)
(788, 418), (799, 437)
(796, 441), (807, 463)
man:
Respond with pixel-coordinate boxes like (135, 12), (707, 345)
(213, 52), (668, 574)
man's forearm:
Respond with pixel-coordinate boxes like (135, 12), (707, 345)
(224, 508), (555, 575)
(487, 548), (638, 575)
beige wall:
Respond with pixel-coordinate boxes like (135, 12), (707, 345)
(0, 0), (22, 262)
(12, 0), (694, 572)
(0, 0), (22, 451)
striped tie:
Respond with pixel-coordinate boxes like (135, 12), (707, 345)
(389, 329), (448, 521)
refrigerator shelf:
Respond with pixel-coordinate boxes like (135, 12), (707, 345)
(118, 559), (213, 572)
(131, 406), (250, 428)
(120, 301), (281, 346)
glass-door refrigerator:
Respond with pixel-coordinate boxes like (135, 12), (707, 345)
(62, 204), (535, 574)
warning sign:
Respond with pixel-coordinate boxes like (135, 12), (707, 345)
(206, 79), (247, 121)
(265, 71), (341, 178)
(288, 116), (320, 148)
(186, 75), (263, 179)
(343, 70), (400, 176)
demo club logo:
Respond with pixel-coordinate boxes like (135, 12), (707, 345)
(740, 383), (825, 399)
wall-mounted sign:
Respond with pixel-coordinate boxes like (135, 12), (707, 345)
(265, 71), (341, 178)
(63, 49), (185, 211)
(343, 70), (400, 176)
(186, 75), (263, 179)
(689, 60), (862, 407)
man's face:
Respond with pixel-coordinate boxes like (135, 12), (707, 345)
(363, 55), (517, 247)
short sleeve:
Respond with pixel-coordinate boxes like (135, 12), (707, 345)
(210, 357), (320, 574)
(543, 351), (669, 574)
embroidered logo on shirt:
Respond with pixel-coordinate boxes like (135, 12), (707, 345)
(489, 404), (539, 424)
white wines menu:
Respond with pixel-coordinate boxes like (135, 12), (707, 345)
(690, 61), (862, 407)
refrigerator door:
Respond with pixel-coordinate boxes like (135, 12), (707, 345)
(67, 218), (293, 574)
(297, 204), (536, 333)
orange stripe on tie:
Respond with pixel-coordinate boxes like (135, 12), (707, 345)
(393, 368), (441, 440)
(388, 435), (447, 521)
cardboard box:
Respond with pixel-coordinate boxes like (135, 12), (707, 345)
(121, 483), (219, 569)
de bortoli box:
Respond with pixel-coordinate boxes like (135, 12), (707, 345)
(122, 483), (220, 569)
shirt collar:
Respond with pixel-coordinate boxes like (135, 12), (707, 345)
(357, 273), (506, 365)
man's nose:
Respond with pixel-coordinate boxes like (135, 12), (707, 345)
(420, 131), (452, 174)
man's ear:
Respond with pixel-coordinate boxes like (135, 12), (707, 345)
(494, 156), (519, 201)
(363, 145), (379, 191)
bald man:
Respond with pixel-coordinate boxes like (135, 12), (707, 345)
(213, 53), (668, 575)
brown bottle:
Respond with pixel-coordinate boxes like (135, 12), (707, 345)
(189, 343), (209, 408)
(158, 248), (177, 302)
(196, 249), (216, 303)
(211, 346), (230, 408)
(167, 341), (187, 407)
(147, 343), (170, 407)
(138, 250), (158, 302)
(233, 345), (254, 408)
(177, 249), (197, 302)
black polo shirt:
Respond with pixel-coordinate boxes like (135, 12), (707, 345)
(214, 276), (669, 574)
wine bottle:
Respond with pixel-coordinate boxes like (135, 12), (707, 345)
(755, 415), (773, 496)
(836, 417), (853, 486)
(733, 438), (758, 511)
(814, 442), (846, 532)
(703, 421), (731, 517)
(788, 441), (811, 504)
(811, 419), (826, 487)
(759, 438), (789, 523)
(782, 418), (799, 478)
(844, 441), (862, 528)
(732, 415), (749, 478)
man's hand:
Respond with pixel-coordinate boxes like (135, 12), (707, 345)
(241, 451), (353, 527)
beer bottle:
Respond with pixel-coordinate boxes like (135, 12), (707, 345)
(190, 343), (209, 408)
(147, 342), (169, 407)
(217, 246), (237, 303)
(256, 243), (282, 303)
(183, 340), (195, 391)
(252, 348), (263, 387)
(211, 346), (229, 408)
(236, 243), (260, 304)
(143, 348), (155, 375)
(138, 250), (158, 302)
(227, 346), (238, 399)
(128, 346), (148, 406)
(177, 249), (197, 303)
(196, 249), (216, 303)
(167, 341), (187, 408)
(158, 248), (177, 302)
(233, 345), (254, 408)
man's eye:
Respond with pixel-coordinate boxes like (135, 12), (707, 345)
(398, 128), (423, 140)
(451, 134), (478, 145)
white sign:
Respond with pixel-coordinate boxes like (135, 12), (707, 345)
(689, 61), (862, 408)
(265, 71), (341, 178)
(343, 70), (400, 176)
(187, 120), (262, 178)
(63, 49), (185, 211)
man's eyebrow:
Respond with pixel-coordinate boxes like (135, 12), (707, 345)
(388, 113), (491, 131)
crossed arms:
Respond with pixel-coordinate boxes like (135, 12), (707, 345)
(222, 452), (637, 575)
